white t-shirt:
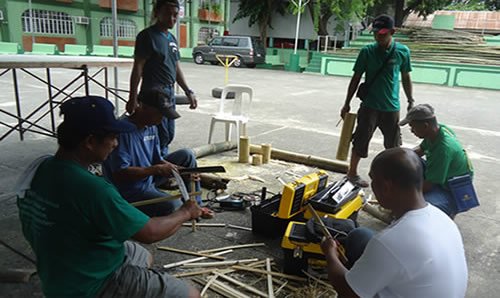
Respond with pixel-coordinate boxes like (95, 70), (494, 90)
(346, 204), (468, 298)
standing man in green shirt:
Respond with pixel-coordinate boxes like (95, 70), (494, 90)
(340, 14), (415, 187)
(400, 104), (473, 218)
(16, 96), (202, 297)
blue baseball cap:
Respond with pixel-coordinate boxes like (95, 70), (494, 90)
(60, 96), (135, 134)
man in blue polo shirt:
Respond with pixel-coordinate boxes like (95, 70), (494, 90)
(340, 14), (415, 187)
(128, 0), (197, 157)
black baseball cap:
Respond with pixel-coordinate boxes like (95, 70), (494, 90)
(60, 96), (135, 134)
(399, 104), (435, 126)
(371, 14), (395, 34)
(138, 88), (181, 120)
(156, 0), (180, 9)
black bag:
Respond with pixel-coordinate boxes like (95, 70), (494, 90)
(356, 82), (369, 101)
(356, 43), (396, 101)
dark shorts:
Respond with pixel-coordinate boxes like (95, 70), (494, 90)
(97, 241), (189, 298)
(352, 105), (401, 158)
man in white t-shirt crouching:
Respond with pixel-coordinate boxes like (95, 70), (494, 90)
(321, 147), (468, 298)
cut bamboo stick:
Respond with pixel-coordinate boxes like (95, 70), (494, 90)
(272, 278), (299, 292)
(301, 270), (335, 291)
(226, 224), (252, 231)
(156, 246), (225, 260)
(181, 258), (259, 268)
(266, 258), (275, 298)
(131, 191), (202, 207)
(181, 223), (226, 227)
(163, 249), (232, 269)
(200, 273), (219, 297)
(231, 265), (306, 281)
(216, 271), (268, 297)
(199, 243), (265, 254)
(192, 277), (251, 298)
(172, 269), (215, 278)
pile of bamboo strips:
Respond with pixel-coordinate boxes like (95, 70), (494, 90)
(336, 27), (500, 66)
(158, 243), (338, 297)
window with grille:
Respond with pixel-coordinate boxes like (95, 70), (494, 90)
(21, 9), (74, 35)
(100, 17), (137, 38)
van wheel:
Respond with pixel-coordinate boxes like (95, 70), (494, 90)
(194, 54), (204, 64)
(247, 64), (256, 68)
(232, 57), (242, 68)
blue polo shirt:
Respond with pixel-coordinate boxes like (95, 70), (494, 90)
(135, 25), (181, 89)
(353, 41), (412, 112)
(103, 117), (163, 201)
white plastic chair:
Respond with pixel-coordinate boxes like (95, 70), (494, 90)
(208, 84), (253, 152)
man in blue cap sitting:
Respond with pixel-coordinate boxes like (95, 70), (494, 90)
(16, 96), (202, 297)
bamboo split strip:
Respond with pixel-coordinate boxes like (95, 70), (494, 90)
(181, 223), (226, 227)
(131, 191), (202, 207)
(175, 260), (269, 279)
(301, 270), (336, 292)
(266, 258), (275, 298)
(172, 269), (215, 278)
(216, 271), (268, 297)
(231, 265), (306, 282)
(274, 280), (288, 296)
(163, 249), (232, 269)
(181, 258), (259, 268)
(272, 277), (299, 292)
(199, 243), (265, 254)
(157, 246), (225, 260)
(227, 224), (252, 231)
(192, 276), (251, 298)
(200, 273), (219, 297)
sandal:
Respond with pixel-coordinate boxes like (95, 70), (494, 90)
(347, 175), (369, 188)
(200, 207), (215, 219)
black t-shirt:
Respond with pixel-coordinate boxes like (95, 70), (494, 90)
(134, 25), (181, 90)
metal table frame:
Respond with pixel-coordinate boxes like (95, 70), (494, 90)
(0, 55), (133, 142)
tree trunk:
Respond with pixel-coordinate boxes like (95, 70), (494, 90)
(394, 0), (405, 27)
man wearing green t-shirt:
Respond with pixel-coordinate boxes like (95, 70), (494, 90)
(400, 104), (473, 218)
(340, 14), (415, 187)
(16, 96), (202, 297)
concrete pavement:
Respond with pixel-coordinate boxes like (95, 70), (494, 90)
(1, 62), (499, 297)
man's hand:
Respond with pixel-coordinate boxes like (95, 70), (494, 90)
(340, 104), (351, 119)
(407, 100), (414, 111)
(321, 236), (339, 257)
(154, 162), (178, 176)
(181, 199), (202, 221)
(126, 94), (138, 115)
(187, 93), (198, 109)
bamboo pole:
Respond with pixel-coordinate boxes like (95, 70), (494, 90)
(198, 243), (265, 254)
(163, 249), (232, 269)
(250, 145), (348, 173)
(131, 191), (201, 207)
(181, 223), (226, 227)
(156, 246), (225, 260)
(336, 112), (356, 161)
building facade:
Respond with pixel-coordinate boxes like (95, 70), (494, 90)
(0, 0), (231, 52)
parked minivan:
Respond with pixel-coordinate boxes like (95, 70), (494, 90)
(192, 36), (266, 68)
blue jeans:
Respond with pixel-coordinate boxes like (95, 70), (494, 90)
(343, 227), (376, 269)
(134, 186), (183, 217)
(158, 86), (175, 157)
(424, 185), (457, 217)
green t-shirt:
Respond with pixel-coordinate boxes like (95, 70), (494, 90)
(420, 124), (473, 189)
(17, 157), (150, 298)
(353, 41), (412, 112)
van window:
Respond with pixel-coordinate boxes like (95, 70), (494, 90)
(222, 38), (239, 47)
(210, 37), (222, 46)
(238, 38), (249, 47)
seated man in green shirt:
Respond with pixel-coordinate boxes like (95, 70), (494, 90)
(16, 96), (202, 298)
(399, 104), (473, 218)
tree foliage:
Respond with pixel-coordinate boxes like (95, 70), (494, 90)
(232, 0), (287, 48)
(443, 0), (499, 11)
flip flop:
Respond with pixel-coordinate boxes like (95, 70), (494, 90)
(200, 207), (215, 219)
(347, 175), (369, 188)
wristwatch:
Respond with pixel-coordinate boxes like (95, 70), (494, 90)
(185, 89), (195, 96)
